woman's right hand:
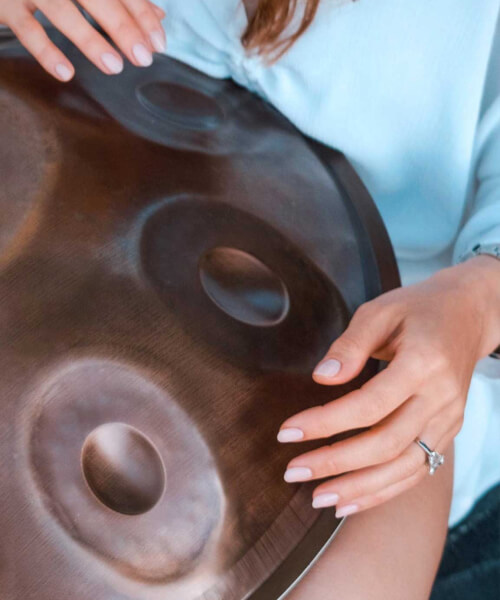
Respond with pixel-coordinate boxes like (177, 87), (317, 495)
(0, 0), (166, 81)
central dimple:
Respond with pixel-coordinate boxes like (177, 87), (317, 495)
(199, 246), (290, 327)
(81, 423), (166, 516)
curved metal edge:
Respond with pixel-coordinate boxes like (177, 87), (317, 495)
(277, 516), (347, 600)
(247, 512), (346, 600)
(304, 138), (402, 297)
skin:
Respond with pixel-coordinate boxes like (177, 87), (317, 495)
(279, 255), (499, 598)
(0, 0), (167, 81)
(278, 255), (500, 518)
(286, 443), (454, 600)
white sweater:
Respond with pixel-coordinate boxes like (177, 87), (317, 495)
(158, 0), (500, 527)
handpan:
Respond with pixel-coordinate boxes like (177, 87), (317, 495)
(0, 27), (400, 600)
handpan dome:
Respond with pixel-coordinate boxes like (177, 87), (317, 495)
(0, 28), (399, 600)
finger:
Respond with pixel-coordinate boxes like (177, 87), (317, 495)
(122, 0), (166, 52)
(312, 302), (400, 385)
(310, 404), (459, 506)
(335, 436), (454, 518)
(80, 0), (153, 66)
(278, 351), (425, 442)
(283, 393), (435, 481)
(150, 2), (166, 19)
(8, 10), (75, 81)
(334, 467), (428, 518)
(332, 423), (457, 518)
(37, 0), (124, 75)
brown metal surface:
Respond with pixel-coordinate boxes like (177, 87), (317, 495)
(0, 30), (400, 600)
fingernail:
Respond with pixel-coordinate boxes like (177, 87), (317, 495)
(55, 63), (73, 81)
(132, 43), (153, 66)
(335, 504), (359, 518)
(312, 493), (340, 508)
(284, 467), (313, 482)
(101, 53), (123, 74)
(277, 428), (304, 443)
(150, 31), (166, 53)
(314, 358), (341, 378)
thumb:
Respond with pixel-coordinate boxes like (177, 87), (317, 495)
(313, 303), (396, 385)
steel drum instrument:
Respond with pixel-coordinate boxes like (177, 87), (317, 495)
(0, 28), (400, 600)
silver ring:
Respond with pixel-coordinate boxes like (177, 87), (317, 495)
(415, 439), (445, 475)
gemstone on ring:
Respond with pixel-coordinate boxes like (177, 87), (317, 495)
(415, 439), (445, 475)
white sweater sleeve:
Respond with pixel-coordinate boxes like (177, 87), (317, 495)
(453, 20), (500, 264)
(453, 21), (500, 376)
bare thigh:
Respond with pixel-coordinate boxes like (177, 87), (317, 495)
(285, 443), (454, 600)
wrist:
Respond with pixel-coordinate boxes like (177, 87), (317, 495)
(459, 255), (500, 356)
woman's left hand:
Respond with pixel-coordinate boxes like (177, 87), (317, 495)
(277, 255), (500, 518)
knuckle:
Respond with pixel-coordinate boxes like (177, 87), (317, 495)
(136, 7), (156, 25)
(434, 379), (462, 408)
(115, 19), (140, 40)
(369, 489), (387, 504)
(452, 414), (465, 436)
(342, 480), (365, 500)
(37, 43), (56, 63)
(361, 405), (380, 427)
(352, 302), (375, 322)
(333, 334), (363, 357)
(14, 14), (33, 32)
(426, 348), (451, 375)
(11, 14), (36, 36)
(382, 431), (406, 459)
(405, 347), (430, 376)
(315, 405), (335, 437)
(77, 32), (101, 54)
(360, 392), (385, 425)
(325, 449), (343, 474)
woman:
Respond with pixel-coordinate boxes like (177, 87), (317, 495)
(2, 0), (500, 597)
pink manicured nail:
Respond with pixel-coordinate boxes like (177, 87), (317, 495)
(284, 467), (313, 482)
(101, 53), (123, 74)
(150, 31), (166, 53)
(277, 428), (304, 443)
(335, 504), (359, 518)
(312, 493), (340, 508)
(132, 43), (153, 66)
(314, 358), (341, 378)
(55, 63), (72, 81)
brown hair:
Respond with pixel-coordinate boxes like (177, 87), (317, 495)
(242, 0), (321, 60)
